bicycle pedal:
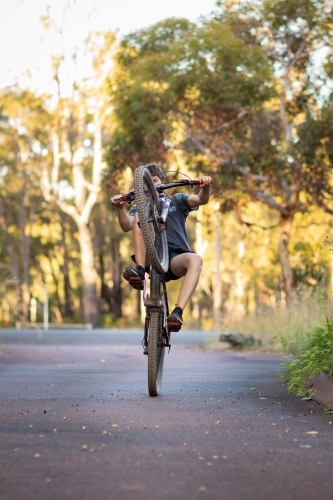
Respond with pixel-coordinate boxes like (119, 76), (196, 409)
(167, 323), (181, 332)
(128, 277), (144, 290)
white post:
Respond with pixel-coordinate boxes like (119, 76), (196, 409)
(30, 297), (37, 323)
(331, 253), (333, 296)
(44, 284), (49, 331)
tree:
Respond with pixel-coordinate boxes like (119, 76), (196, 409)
(0, 88), (51, 322)
(109, 1), (333, 304)
(207, 0), (333, 303)
(40, 28), (116, 326)
(109, 16), (272, 168)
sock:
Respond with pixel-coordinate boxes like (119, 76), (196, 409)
(173, 306), (183, 316)
(136, 265), (145, 279)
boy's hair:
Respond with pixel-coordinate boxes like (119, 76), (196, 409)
(145, 163), (165, 182)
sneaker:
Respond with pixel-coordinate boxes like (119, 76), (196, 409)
(167, 307), (183, 332)
(123, 265), (145, 290)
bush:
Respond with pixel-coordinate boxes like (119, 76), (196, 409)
(282, 316), (333, 396)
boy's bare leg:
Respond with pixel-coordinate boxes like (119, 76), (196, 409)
(169, 252), (203, 310)
(123, 214), (148, 289)
(133, 213), (147, 267)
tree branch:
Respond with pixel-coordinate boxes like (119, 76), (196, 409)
(195, 109), (250, 140)
(232, 163), (268, 183)
(252, 191), (289, 216)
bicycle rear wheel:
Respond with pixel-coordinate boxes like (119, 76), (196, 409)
(147, 310), (166, 396)
(134, 165), (169, 274)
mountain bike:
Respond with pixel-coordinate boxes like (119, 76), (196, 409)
(115, 166), (203, 396)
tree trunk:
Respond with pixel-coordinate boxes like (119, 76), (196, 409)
(77, 221), (100, 326)
(0, 197), (24, 321)
(110, 239), (122, 318)
(18, 190), (31, 321)
(99, 253), (111, 311)
(278, 215), (295, 305)
(193, 211), (208, 328)
(235, 240), (245, 319)
(213, 208), (222, 330)
(59, 213), (73, 319)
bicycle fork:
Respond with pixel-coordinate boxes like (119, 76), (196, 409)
(142, 276), (171, 355)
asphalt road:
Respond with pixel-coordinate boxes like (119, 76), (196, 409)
(1, 328), (333, 500)
(0, 328), (212, 346)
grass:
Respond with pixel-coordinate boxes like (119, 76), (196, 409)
(281, 316), (333, 396)
(221, 289), (333, 397)
(221, 290), (331, 354)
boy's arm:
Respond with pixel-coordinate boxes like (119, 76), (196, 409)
(188, 176), (213, 208)
(111, 195), (134, 232)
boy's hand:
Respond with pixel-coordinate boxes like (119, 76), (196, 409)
(197, 176), (213, 187)
(111, 194), (126, 206)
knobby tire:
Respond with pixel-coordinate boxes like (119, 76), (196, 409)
(147, 309), (166, 396)
(134, 165), (169, 274)
(147, 269), (166, 396)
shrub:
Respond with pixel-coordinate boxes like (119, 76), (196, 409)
(282, 316), (333, 396)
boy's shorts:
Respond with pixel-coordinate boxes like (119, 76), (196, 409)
(164, 251), (182, 281)
(131, 250), (192, 282)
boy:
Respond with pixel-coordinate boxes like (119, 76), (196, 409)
(111, 164), (212, 331)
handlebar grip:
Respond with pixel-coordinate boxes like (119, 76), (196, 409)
(193, 179), (213, 186)
(111, 194), (129, 203)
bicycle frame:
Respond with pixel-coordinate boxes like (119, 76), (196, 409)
(114, 178), (203, 355)
(142, 267), (171, 353)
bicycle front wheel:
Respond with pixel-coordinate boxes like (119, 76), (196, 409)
(134, 165), (169, 274)
(148, 309), (166, 396)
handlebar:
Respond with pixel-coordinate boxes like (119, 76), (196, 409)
(112, 179), (212, 204)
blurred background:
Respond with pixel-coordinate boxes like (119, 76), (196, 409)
(1, 0), (333, 349)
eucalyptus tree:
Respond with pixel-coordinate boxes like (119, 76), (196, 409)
(296, 100), (333, 213)
(41, 30), (116, 327)
(0, 88), (50, 322)
(109, 0), (333, 304)
(205, 0), (333, 303)
(109, 16), (272, 167)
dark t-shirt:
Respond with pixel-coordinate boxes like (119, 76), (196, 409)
(128, 193), (197, 254)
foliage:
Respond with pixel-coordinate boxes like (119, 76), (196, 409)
(282, 315), (333, 396)
(107, 0), (333, 305)
(296, 102), (333, 213)
(108, 16), (274, 169)
(0, 87), (52, 320)
(1, 3), (333, 328)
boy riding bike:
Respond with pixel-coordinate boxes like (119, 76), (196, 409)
(111, 164), (213, 331)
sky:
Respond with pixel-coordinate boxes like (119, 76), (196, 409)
(0, 0), (219, 90)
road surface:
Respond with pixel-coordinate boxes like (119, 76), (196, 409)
(0, 328), (332, 500)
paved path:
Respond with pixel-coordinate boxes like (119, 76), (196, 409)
(1, 329), (332, 500)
